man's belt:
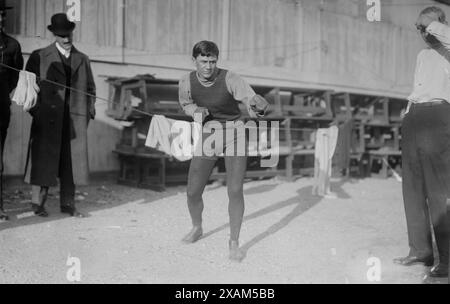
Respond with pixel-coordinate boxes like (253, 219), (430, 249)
(412, 100), (449, 107)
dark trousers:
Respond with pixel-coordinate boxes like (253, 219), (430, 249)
(35, 105), (75, 208)
(58, 103), (75, 208)
(0, 106), (10, 208)
(58, 115), (75, 207)
(402, 102), (450, 265)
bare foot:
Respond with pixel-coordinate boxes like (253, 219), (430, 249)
(229, 240), (245, 262)
(181, 226), (203, 244)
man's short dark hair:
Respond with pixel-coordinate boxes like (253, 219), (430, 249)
(192, 41), (219, 59)
(420, 6), (446, 23)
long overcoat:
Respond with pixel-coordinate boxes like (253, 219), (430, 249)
(25, 43), (96, 186)
(0, 33), (23, 173)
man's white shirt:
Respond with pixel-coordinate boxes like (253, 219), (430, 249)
(406, 21), (450, 114)
(55, 42), (71, 59)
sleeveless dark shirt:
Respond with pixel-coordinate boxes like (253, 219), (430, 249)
(189, 69), (242, 123)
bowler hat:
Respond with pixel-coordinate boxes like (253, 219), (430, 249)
(47, 13), (75, 36)
(0, 0), (13, 11)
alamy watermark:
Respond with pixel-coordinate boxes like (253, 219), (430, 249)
(366, 256), (382, 282)
(66, 255), (81, 282)
(66, 0), (81, 22)
(366, 0), (381, 22)
(155, 113), (280, 167)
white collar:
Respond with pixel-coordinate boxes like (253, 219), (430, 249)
(55, 42), (72, 58)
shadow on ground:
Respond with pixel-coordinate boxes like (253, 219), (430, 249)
(243, 183), (279, 196)
(202, 179), (350, 260)
(0, 179), (183, 233)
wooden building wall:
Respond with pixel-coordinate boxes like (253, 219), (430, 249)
(5, 0), (440, 95)
(2, 0), (448, 175)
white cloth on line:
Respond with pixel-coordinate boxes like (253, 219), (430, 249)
(312, 125), (339, 197)
(145, 115), (201, 161)
(11, 70), (39, 112)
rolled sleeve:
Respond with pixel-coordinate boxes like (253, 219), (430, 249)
(225, 71), (259, 117)
(178, 74), (198, 117)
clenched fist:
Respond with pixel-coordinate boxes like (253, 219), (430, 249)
(249, 95), (269, 117)
(193, 106), (210, 122)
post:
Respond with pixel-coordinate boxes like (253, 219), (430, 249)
(285, 118), (293, 179)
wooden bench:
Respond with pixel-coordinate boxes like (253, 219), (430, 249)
(113, 149), (174, 192)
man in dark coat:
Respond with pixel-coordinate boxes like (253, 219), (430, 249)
(0, 1), (23, 220)
(25, 13), (96, 218)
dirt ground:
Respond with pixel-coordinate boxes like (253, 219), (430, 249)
(0, 176), (448, 284)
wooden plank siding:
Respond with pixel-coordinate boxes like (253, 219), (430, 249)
(3, 0), (449, 175)
(124, 0), (223, 54)
(6, 0), (119, 46)
(5, 0), (430, 95)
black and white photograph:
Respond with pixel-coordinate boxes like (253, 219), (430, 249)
(1, 0), (450, 290)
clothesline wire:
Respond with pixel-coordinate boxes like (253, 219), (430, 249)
(0, 61), (335, 132)
(1, 61), (149, 116)
(1, 61), (154, 118)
